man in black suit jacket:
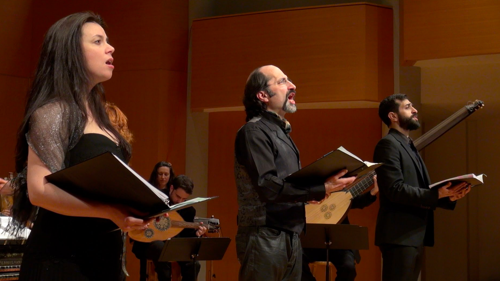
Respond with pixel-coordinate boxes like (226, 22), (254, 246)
(373, 94), (470, 281)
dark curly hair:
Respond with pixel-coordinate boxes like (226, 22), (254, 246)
(378, 94), (408, 127)
(171, 175), (194, 195)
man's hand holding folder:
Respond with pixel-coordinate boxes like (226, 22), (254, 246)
(324, 169), (356, 195)
(285, 146), (382, 188)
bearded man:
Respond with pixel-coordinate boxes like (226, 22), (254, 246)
(373, 94), (470, 281)
(234, 65), (356, 281)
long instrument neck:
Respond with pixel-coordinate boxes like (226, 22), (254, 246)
(349, 171), (376, 197)
(171, 220), (200, 229)
(413, 106), (470, 151)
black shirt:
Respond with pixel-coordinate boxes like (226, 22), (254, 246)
(234, 111), (325, 233)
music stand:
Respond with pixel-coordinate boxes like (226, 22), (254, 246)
(158, 237), (231, 278)
(300, 224), (369, 281)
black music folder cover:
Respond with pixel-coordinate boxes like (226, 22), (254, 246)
(45, 152), (215, 218)
(285, 146), (382, 185)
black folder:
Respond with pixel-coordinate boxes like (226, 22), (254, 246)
(285, 146), (382, 185)
(46, 152), (216, 218)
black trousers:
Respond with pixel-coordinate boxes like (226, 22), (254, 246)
(132, 240), (200, 281)
(236, 226), (302, 281)
(379, 244), (423, 281)
(301, 248), (357, 281)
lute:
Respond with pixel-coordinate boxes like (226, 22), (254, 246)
(305, 100), (484, 224)
(128, 211), (220, 242)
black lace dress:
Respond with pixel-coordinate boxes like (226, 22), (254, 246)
(19, 134), (126, 281)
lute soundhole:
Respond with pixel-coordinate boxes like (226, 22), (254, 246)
(144, 228), (154, 238)
(329, 204), (336, 211)
(154, 216), (171, 231)
(324, 212), (332, 219)
(320, 205), (328, 212)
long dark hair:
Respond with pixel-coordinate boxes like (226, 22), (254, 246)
(11, 12), (131, 231)
(148, 161), (175, 189)
(243, 67), (270, 122)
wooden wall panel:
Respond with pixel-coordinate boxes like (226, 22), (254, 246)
(0, 76), (29, 174)
(191, 3), (393, 111)
(208, 108), (381, 281)
(366, 5), (395, 102)
(0, 0), (32, 77)
(30, 0), (188, 72)
(0, 0), (33, 177)
(402, 0), (500, 62)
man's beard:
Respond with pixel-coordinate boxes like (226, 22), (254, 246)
(398, 112), (420, 131)
(282, 90), (297, 113)
(266, 89), (297, 113)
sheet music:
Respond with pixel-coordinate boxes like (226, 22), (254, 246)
(168, 196), (218, 210)
(112, 154), (169, 203)
(147, 196), (219, 218)
(429, 173), (486, 189)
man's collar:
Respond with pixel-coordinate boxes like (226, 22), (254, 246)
(263, 111), (292, 134)
(389, 124), (410, 137)
(389, 128), (412, 144)
(265, 110), (283, 120)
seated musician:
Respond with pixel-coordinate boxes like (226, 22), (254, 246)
(132, 174), (207, 281)
(0, 177), (14, 216)
(0, 178), (13, 195)
(301, 176), (379, 281)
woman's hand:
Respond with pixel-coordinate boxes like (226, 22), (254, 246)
(0, 178), (6, 187)
(0, 179), (13, 195)
(106, 205), (154, 232)
(370, 175), (379, 196)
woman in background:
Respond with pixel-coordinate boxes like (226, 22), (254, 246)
(133, 161), (175, 281)
(148, 161), (175, 191)
(11, 12), (149, 280)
